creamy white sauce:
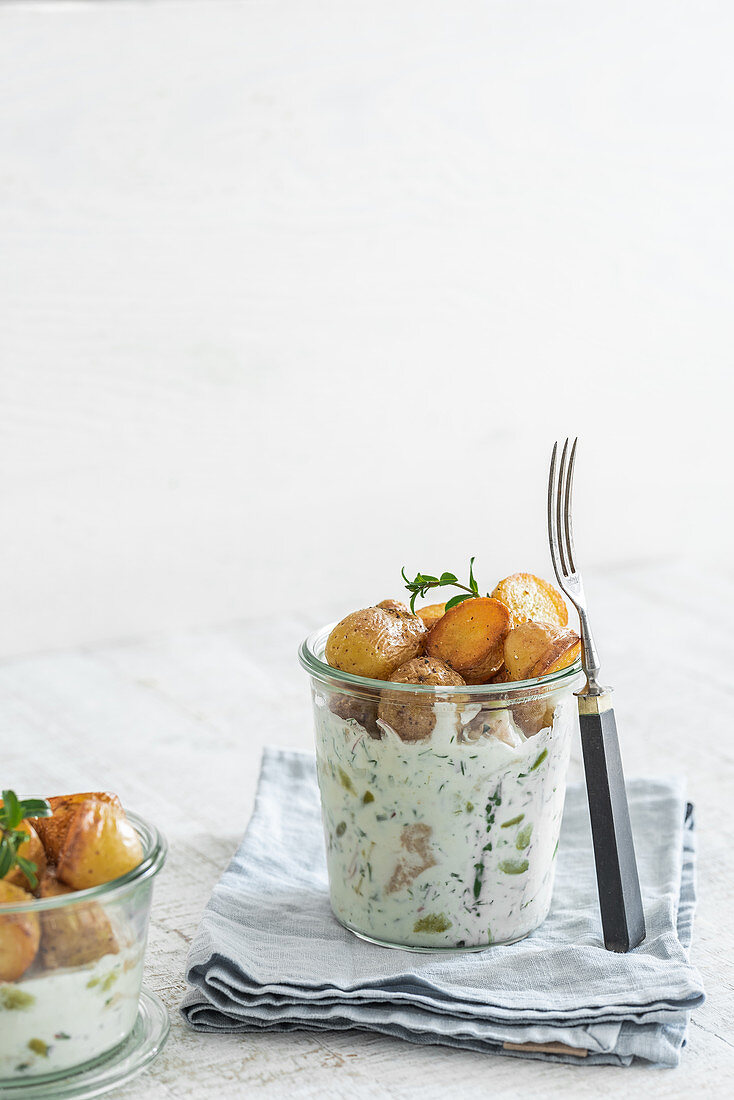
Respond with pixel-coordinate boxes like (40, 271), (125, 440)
(0, 945), (142, 1078)
(314, 692), (574, 948)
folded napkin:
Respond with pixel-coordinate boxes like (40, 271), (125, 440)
(181, 748), (704, 1066)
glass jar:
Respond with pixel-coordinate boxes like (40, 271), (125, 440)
(0, 812), (166, 1082)
(300, 625), (582, 951)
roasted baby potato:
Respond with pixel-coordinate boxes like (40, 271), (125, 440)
(38, 871), (119, 969)
(533, 630), (582, 677)
(513, 699), (556, 737)
(377, 598), (411, 614)
(56, 800), (144, 890)
(326, 605), (426, 680)
(416, 602), (446, 630)
(0, 880), (40, 981)
(30, 792), (122, 864)
(328, 693), (381, 739)
(492, 573), (568, 629)
(425, 597), (511, 683)
(504, 620), (581, 681)
(3, 821), (46, 890)
(378, 656), (465, 742)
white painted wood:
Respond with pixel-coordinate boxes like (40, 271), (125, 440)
(4, 561), (734, 1097)
(0, 1), (733, 659)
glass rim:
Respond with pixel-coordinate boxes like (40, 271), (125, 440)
(0, 810), (167, 914)
(299, 623), (584, 697)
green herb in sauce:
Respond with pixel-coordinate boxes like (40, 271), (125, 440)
(501, 814), (525, 829)
(516, 824), (533, 850)
(28, 1039), (48, 1057)
(362, 790), (374, 804)
(335, 821), (347, 837)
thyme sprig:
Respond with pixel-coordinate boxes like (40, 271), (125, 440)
(0, 789), (51, 889)
(401, 557), (487, 613)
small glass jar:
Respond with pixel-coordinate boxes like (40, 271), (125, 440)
(300, 625), (582, 951)
(0, 813), (166, 1082)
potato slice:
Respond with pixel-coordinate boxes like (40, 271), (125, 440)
(30, 792), (122, 864)
(56, 801), (143, 890)
(0, 881), (40, 981)
(378, 656), (465, 742)
(38, 871), (119, 969)
(504, 621), (581, 681)
(326, 606), (426, 680)
(3, 821), (46, 890)
(416, 602), (446, 630)
(492, 573), (568, 629)
(425, 597), (511, 683)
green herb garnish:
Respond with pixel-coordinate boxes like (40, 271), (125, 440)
(401, 557), (485, 613)
(0, 790), (51, 888)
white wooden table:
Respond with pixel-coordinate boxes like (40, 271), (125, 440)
(4, 561), (733, 1098)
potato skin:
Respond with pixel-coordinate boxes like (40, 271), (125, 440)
(3, 821), (46, 890)
(38, 871), (119, 969)
(56, 800), (144, 890)
(30, 792), (122, 864)
(504, 620), (581, 681)
(328, 693), (381, 739)
(377, 656), (465, 742)
(377, 599), (411, 614)
(513, 700), (556, 737)
(0, 881), (40, 981)
(325, 606), (427, 680)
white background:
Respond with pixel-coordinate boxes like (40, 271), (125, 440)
(1, 0), (733, 659)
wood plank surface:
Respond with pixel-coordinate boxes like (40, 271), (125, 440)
(3, 561), (733, 1098)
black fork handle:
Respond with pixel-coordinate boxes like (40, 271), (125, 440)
(578, 691), (646, 952)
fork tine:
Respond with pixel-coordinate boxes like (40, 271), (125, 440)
(547, 441), (563, 584)
(556, 438), (570, 576)
(563, 437), (578, 574)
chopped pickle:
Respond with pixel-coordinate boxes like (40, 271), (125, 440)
(0, 988), (35, 1011)
(413, 913), (453, 934)
(529, 749), (548, 771)
(498, 858), (529, 874)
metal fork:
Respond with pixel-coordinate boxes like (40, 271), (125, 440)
(548, 438), (646, 953)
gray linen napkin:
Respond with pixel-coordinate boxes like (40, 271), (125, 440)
(181, 748), (704, 1066)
